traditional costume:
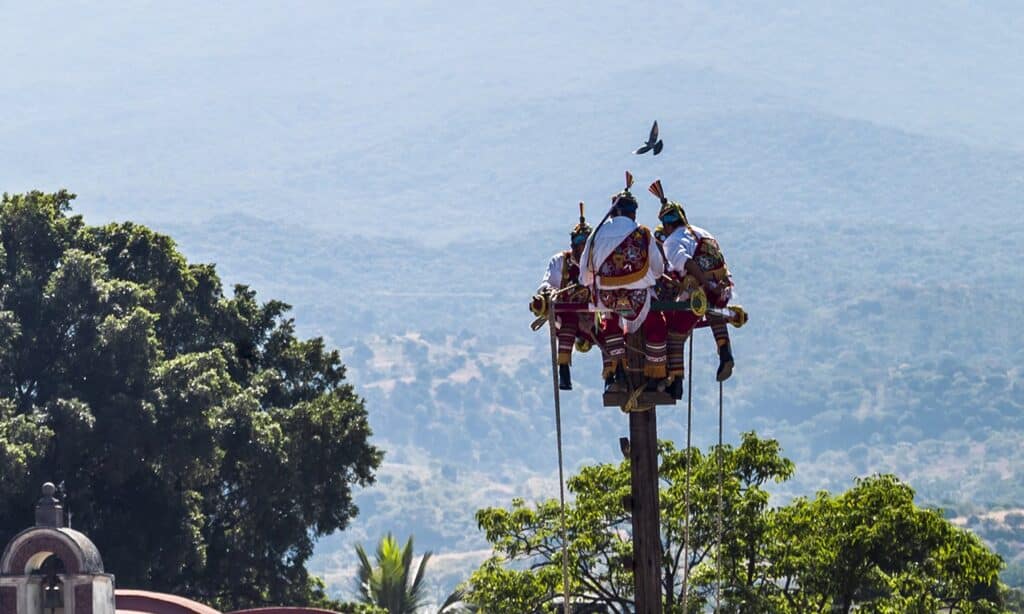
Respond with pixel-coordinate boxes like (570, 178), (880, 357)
(580, 172), (667, 384)
(531, 203), (598, 390)
(650, 179), (736, 384)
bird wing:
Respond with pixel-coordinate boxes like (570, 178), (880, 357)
(648, 121), (659, 144)
(653, 140), (663, 155)
(633, 144), (652, 155)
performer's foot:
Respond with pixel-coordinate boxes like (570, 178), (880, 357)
(558, 364), (572, 390)
(645, 377), (669, 393)
(615, 364), (628, 385)
(669, 377), (684, 400)
(605, 376), (625, 393)
(716, 345), (734, 382)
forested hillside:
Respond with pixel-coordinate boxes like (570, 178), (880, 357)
(165, 106), (1024, 595)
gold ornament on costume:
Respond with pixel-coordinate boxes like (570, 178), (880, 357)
(689, 287), (708, 317)
(529, 293), (550, 318)
(728, 305), (748, 328)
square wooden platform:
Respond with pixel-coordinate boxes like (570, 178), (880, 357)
(602, 390), (676, 408)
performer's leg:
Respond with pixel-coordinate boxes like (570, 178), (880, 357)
(641, 312), (668, 380)
(709, 291), (735, 382)
(577, 313), (600, 347)
(555, 315), (579, 390)
(665, 310), (698, 399)
(712, 321), (733, 381)
(556, 315), (579, 366)
(665, 311), (699, 380)
(599, 315), (627, 388)
(710, 320), (730, 352)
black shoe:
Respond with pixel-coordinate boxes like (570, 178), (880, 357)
(716, 346), (734, 382)
(644, 377), (669, 393)
(669, 377), (684, 400)
(614, 364), (628, 385)
(605, 375), (625, 393)
(559, 364), (572, 390)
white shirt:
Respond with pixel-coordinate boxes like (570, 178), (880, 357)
(663, 224), (735, 301)
(579, 216), (664, 332)
(538, 251), (570, 293)
(662, 224), (714, 274)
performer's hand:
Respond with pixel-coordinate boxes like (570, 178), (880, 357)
(570, 285), (591, 303)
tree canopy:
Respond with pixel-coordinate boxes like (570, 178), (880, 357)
(0, 190), (382, 609)
(468, 432), (1012, 613)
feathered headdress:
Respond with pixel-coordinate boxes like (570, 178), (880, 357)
(571, 201), (592, 245)
(649, 179), (687, 225)
(611, 171), (638, 213)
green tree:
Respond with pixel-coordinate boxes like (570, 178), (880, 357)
(769, 475), (1004, 613)
(1005, 586), (1024, 614)
(469, 433), (792, 612)
(355, 534), (475, 614)
(0, 191), (382, 609)
(467, 432), (1010, 613)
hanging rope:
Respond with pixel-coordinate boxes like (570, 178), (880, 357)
(546, 306), (572, 613)
(715, 380), (724, 612)
(681, 334), (694, 613)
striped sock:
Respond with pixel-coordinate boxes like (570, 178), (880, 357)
(667, 332), (687, 378)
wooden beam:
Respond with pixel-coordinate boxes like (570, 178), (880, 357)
(629, 407), (662, 613)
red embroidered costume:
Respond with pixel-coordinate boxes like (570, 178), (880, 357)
(580, 173), (668, 387)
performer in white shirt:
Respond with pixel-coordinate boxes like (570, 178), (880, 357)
(580, 172), (667, 391)
(650, 179), (736, 384)
(531, 203), (598, 390)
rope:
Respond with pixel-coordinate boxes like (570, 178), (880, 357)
(546, 308), (572, 612)
(681, 334), (694, 613)
(715, 380), (724, 611)
(623, 385), (645, 412)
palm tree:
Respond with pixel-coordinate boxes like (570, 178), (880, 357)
(355, 534), (475, 614)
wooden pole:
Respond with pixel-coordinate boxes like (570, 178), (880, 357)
(629, 407), (662, 614)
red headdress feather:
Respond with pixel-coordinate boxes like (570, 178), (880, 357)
(648, 179), (667, 203)
(625, 171), (634, 191)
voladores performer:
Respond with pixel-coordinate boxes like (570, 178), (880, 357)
(651, 179), (736, 382)
(580, 172), (668, 392)
(531, 203), (600, 390)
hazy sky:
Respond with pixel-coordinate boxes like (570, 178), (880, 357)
(2, 2), (1021, 235)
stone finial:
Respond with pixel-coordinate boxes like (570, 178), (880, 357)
(34, 482), (64, 528)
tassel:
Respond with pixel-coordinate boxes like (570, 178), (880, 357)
(625, 170), (634, 191)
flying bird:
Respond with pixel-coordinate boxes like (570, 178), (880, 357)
(633, 121), (663, 155)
